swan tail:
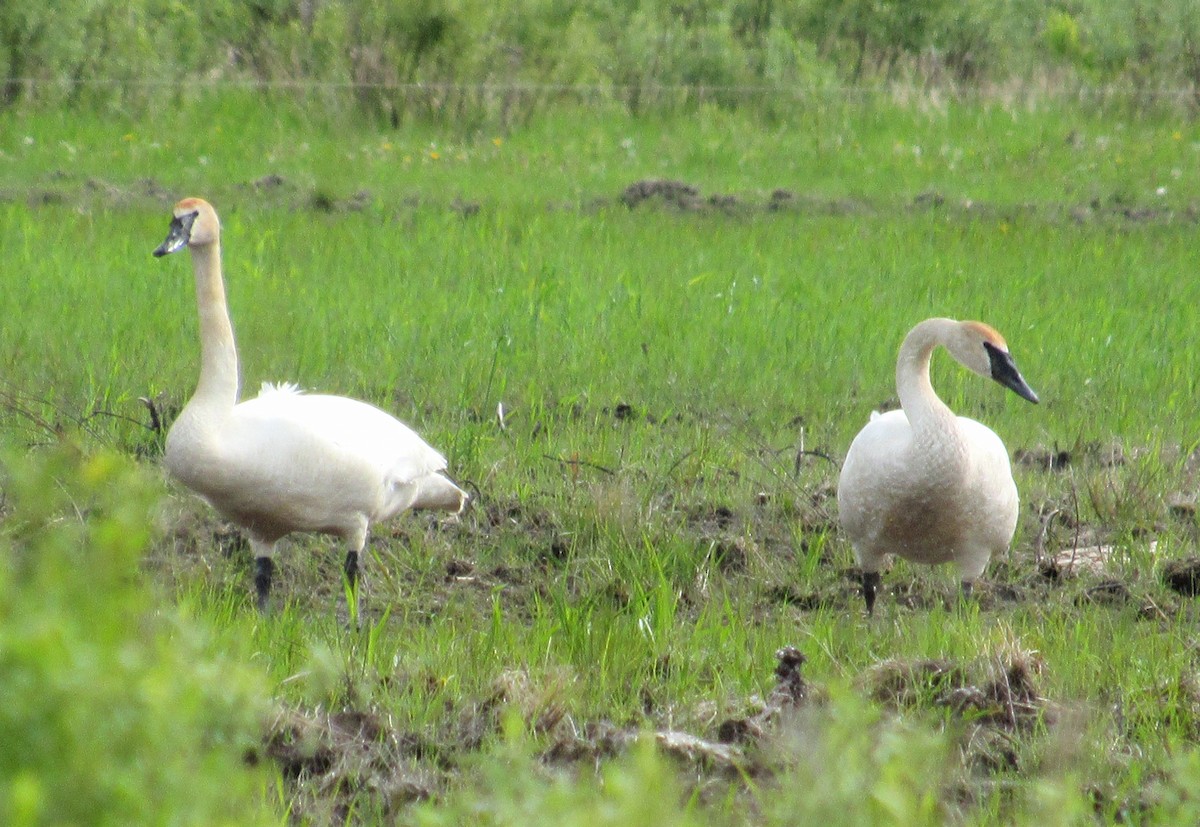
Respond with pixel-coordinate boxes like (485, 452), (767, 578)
(410, 473), (469, 513)
(258, 381), (303, 399)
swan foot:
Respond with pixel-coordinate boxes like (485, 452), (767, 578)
(254, 556), (274, 614)
(862, 570), (881, 616)
(344, 550), (362, 628)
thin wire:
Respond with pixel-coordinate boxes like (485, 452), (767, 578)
(0, 76), (1197, 99)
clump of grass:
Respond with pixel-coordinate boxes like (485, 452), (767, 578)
(0, 445), (273, 826)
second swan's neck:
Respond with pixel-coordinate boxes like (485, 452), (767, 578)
(895, 318), (959, 439)
(187, 241), (240, 412)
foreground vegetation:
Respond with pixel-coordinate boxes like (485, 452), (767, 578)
(4, 95), (1200, 823)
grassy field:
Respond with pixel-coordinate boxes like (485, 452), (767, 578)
(5, 93), (1200, 824)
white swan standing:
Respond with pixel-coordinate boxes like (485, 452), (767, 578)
(837, 318), (1038, 615)
(154, 197), (467, 618)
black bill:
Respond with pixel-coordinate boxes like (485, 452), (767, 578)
(153, 211), (198, 257)
(984, 341), (1039, 404)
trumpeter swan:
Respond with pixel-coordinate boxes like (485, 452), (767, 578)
(153, 197), (467, 618)
(837, 318), (1038, 615)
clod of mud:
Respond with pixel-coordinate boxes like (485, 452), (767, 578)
(769, 646), (809, 709)
(1162, 558), (1200, 596)
(253, 173), (287, 190)
(913, 189), (946, 208)
(612, 402), (636, 421)
(620, 179), (701, 210)
(309, 189), (372, 212)
(707, 193), (743, 212)
(138, 176), (175, 202)
(716, 645), (818, 745)
(686, 503), (737, 533)
(445, 558), (475, 580)
(768, 188), (796, 211)
(24, 189), (65, 206)
(450, 197), (481, 217)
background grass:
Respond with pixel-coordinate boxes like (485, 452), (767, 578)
(5, 94), (1200, 823)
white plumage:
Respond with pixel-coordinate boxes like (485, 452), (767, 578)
(154, 197), (466, 616)
(837, 318), (1038, 615)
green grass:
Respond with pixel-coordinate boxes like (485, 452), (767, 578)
(6, 93), (1200, 823)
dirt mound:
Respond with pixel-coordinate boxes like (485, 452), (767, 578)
(866, 649), (1049, 734)
(262, 709), (438, 822)
(620, 179), (703, 210)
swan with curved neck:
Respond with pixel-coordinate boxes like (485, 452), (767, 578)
(837, 318), (1038, 615)
(154, 198), (467, 618)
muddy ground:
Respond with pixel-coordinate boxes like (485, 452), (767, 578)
(140, 392), (1200, 823)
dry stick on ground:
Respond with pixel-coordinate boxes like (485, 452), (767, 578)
(0, 381), (118, 445)
(139, 395), (168, 435)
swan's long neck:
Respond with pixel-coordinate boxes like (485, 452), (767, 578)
(896, 319), (960, 443)
(187, 241), (240, 411)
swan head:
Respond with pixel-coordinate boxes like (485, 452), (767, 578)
(952, 321), (1039, 404)
(153, 198), (219, 257)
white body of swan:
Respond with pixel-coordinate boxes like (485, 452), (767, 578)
(154, 197), (466, 615)
(836, 318), (1038, 614)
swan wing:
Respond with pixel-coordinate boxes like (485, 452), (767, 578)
(239, 387), (450, 479)
(837, 410), (913, 556)
(255, 393), (465, 516)
(957, 415), (1019, 550)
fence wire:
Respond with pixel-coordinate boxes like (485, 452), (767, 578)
(0, 76), (1198, 100)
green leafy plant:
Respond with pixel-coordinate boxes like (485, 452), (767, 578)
(0, 445), (275, 826)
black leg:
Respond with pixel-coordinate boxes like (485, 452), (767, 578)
(862, 570), (881, 616)
(254, 556), (274, 614)
(344, 549), (362, 628)
(960, 580), (974, 605)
